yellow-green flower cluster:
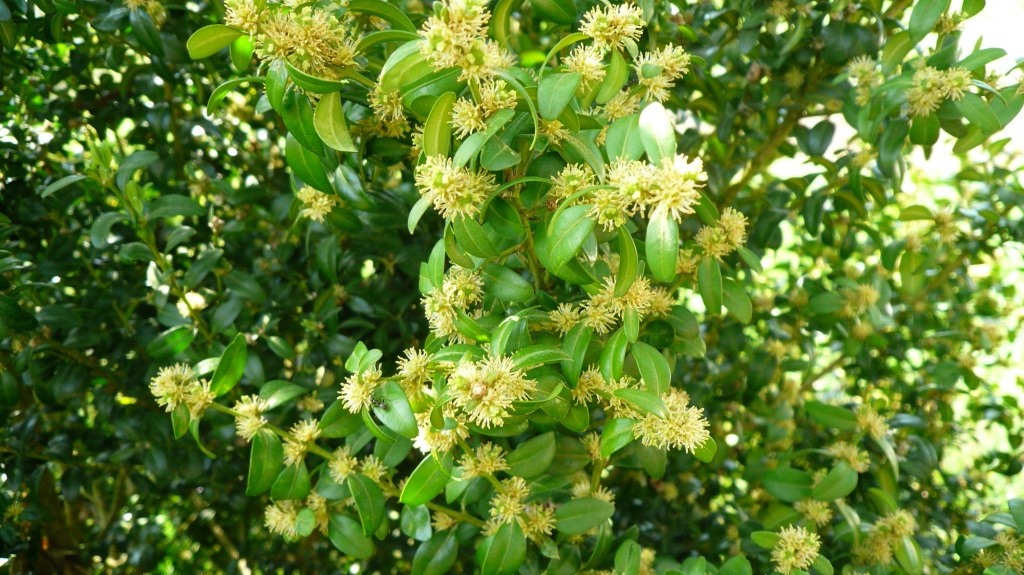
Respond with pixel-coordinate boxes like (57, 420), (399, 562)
(565, 44), (607, 90)
(695, 207), (748, 260)
(827, 441), (870, 473)
(339, 363), (383, 413)
(149, 364), (214, 419)
(254, 6), (359, 80)
(846, 56), (883, 106)
(771, 525), (821, 575)
(448, 355), (535, 428)
(419, 0), (514, 81)
(634, 388), (711, 453)
(414, 155), (498, 220)
(458, 442), (508, 478)
(295, 186), (338, 222)
(233, 394), (269, 441)
(580, 3), (644, 51)
(396, 348), (433, 398)
(283, 418), (321, 466)
(795, 499), (833, 526)
(368, 86), (409, 137)
(576, 276), (670, 335)
(590, 154), (707, 231)
(422, 265), (484, 340)
(635, 45), (692, 102)
(853, 509), (916, 565)
(452, 80), (518, 139)
(906, 65), (974, 117)
(484, 476), (532, 534)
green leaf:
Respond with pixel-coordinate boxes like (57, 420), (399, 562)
(347, 0), (416, 31)
(640, 445), (668, 479)
(630, 341), (670, 396)
(412, 531), (459, 575)
(751, 531), (781, 549)
(958, 48), (1006, 72)
(328, 514), (375, 559)
(719, 556), (753, 575)
(320, 400), (363, 438)
(909, 0), (950, 43)
(409, 197), (432, 236)
(645, 209), (678, 282)
(596, 50), (628, 105)
(424, 93), (456, 158)
(605, 114), (644, 161)
(510, 345), (571, 371)
(638, 102), (676, 164)
(599, 329), (629, 382)
(600, 418), (635, 458)
(314, 92), (357, 152)
(506, 432), (557, 478)
(547, 205), (596, 269)
(613, 388), (667, 417)
(282, 85), (324, 154)
(266, 59), (289, 111)
(454, 109), (516, 167)
(763, 467), (814, 502)
(623, 306), (639, 343)
(40, 174), (88, 198)
(146, 325), (195, 358)
(478, 521), (527, 575)
(400, 505), (433, 541)
(812, 462), (859, 501)
(229, 34), (253, 71)
(206, 77), (264, 115)
(187, 24), (242, 59)
(614, 226), (638, 298)
(561, 324), (592, 387)
(805, 401), (859, 431)
(247, 430), (283, 496)
(171, 404), (190, 439)
(373, 380), (418, 438)
(615, 540), (642, 575)
(285, 134), (332, 193)
(555, 498), (615, 535)
(722, 278), (752, 323)
(697, 257), (722, 313)
(812, 555), (834, 575)
(894, 535), (923, 575)
(258, 380), (307, 410)
(284, 61), (348, 93)
(531, 0), (576, 24)
(480, 136), (521, 171)
(400, 452), (454, 506)
(348, 474), (386, 536)
(210, 333), (247, 397)
(558, 132), (606, 181)
(452, 216), (500, 258)
(539, 73), (582, 120)
(693, 437), (717, 463)
(955, 92), (1002, 133)
(295, 508), (317, 537)
(271, 461), (311, 501)
(129, 8), (163, 56)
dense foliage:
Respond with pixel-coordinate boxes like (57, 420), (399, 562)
(2, 0), (1024, 573)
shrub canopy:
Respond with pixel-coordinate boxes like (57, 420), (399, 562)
(2, 0), (1024, 573)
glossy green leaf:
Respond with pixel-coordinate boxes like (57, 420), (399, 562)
(478, 520), (527, 575)
(424, 92), (456, 158)
(812, 462), (859, 501)
(285, 134), (332, 193)
(693, 437), (717, 463)
(614, 226), (638, 298)
(909, 0), (950, 42)
(511, 345), (571, 371)
(598, 329), (629, 382)
(806, 401), (859, 431)
(555, 498), (615, 535)
(645, 209), (678, 282)
(638, 102), (676, 164)
(955, 92), (1002, 133)
(271, 461), (311, 501)
(613, 388), (667, 417)
(600, 418), (635, 458)
(596, 50), (628, 105)
(452, 216), (500, 258)
(373, 380), (418, 439)
(146, 325), (195, 358)
(328, 514), (375, 559)
(561, 323), (592, 387)
(722, 278), (752, 324)
(210, 333), (247, 396)
(247, 430), (283, 496)
(547, 205), (595, 270)
(615, 540), (642, 575)
(400, 452), (453, 506)
(412, 531), (459, 575)
(697, 257), (722, 314)
(282, 85), (324, 154)
(314, 91), (357, 152)
(187, 24), (242, 59)
(539, 73), (581, 120)
(630, 341), (670, 396)
(763, 467), (814, 502)
(348, 473), (386, 536)
(506, 432), (556, 478)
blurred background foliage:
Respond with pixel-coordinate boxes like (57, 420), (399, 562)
(0, 0), (1022, 573)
